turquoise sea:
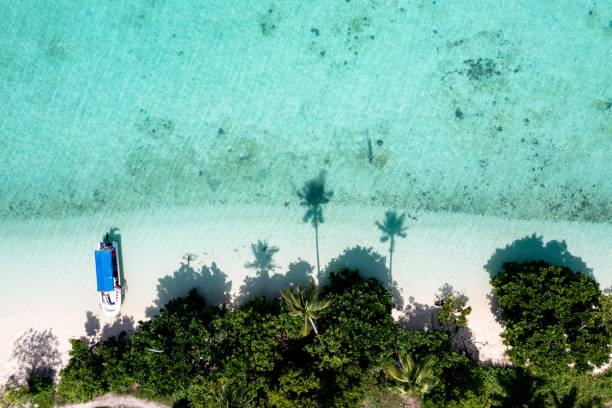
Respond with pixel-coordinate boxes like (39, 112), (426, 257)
(1, 0), (610, 222)
(0, 0), (611, 378)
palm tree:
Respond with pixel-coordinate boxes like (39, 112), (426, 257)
(384, 351), (438, 408)
(375, 210), (415, 277)
(210, 377), (254, 408)
(297, 171), (333, 277)
(281, 280), (330, 336)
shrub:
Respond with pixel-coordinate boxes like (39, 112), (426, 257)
(490, 261), (610, 374)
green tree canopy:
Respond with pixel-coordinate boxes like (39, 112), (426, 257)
(307, 269), (399, 406)
(490, 261), (611, 374)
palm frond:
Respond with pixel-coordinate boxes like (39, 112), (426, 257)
(385, 361), (408, 383)
(281, 280), (330, 337)
(385, 351), (438, 399)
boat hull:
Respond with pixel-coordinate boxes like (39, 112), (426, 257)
(96, 240), (122, 318)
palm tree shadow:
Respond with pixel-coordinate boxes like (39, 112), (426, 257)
(484, 233), (594, 324)
(145, 259), (232, 318)
(375, 209), (416, 280)
(321, 246), (404, 308)
(245, 240), (279, 275)
(9, 329), (62, 386)
(296, 170), (333, 278)
(235, 241), (314, 305)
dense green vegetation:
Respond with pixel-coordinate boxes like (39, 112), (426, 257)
(4, 262), (612, 407)
(490, 261), (610, 375)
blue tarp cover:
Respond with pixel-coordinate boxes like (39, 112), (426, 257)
(95, 250), (114, 291)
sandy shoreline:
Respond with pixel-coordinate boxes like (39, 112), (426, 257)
(1, 203), (611, 383)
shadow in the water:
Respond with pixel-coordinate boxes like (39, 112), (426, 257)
(9, 329), (61, 385)
(484, 233), (593, 279)
(145, 259), (232, 318)
(484, 234), (594, 325)
(100, 314), (136, 341)
(235, 241), (314, 305)
(321, 246), (403, 308)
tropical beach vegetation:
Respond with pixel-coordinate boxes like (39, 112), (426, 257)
(490, 261), (610, 375)
(3, 260), (612, 408)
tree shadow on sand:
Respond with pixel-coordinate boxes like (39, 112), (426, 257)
(9, 329), (62, 386)
(100, 314), (136, 341)
(320, 245), (403, 308)
(484, 233), (593, 279)
(145, 259), (232, 318)
(484, 233), (594, 324)
(398, 296), (437, 331)
(81, 310), (101, 346)
(81, 311), (136, 345)
(235, 240), (314, 305)
(398, 285), (479, 359)
(84, 310), (100, 337)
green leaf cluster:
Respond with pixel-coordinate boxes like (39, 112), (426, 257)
(435, 283), (472, 330)
(491, 261), (611, 374)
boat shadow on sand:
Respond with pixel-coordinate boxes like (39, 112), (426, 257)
(484, 233), (595, 324)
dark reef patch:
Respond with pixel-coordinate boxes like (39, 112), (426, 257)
(257, 5), (281, 37)
(463, 58), (501, 81)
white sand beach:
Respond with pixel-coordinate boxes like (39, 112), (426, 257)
(1, 203), (611, 383)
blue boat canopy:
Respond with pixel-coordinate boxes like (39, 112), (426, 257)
(95, 250), (114, 292)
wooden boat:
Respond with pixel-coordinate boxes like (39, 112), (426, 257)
(95, 234), (122, 317)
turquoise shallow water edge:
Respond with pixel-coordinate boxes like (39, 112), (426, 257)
(0, 0), (610, 223)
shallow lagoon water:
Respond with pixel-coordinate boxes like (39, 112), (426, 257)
(0, 0), (611, 380)
(1, 0), (610, 221)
